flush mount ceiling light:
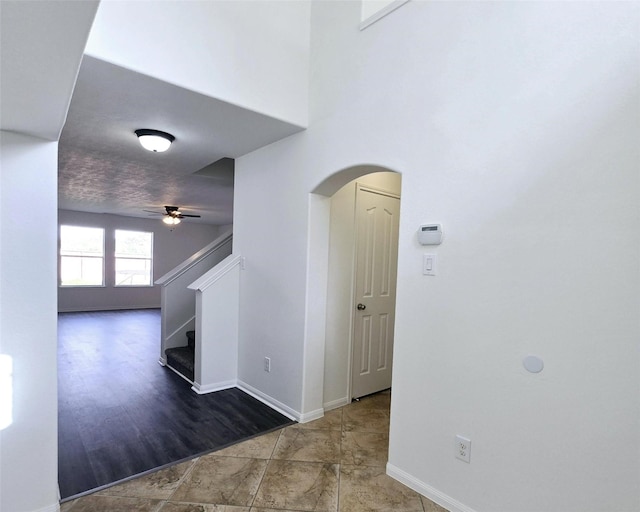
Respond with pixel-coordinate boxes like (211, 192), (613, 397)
(135, 129), (175, 153)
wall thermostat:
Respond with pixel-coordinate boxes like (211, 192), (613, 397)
(418, 224), (443, 245)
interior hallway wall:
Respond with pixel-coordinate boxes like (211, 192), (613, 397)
(0, 132), (59, 512)
(1, 2), (99, 510)
(58, 210), (223, 312)
(233, 2), (639, 511)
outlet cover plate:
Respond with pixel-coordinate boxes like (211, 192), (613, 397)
(455, 435), (471, 463)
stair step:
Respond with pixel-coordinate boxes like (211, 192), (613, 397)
(165, 346), (194, 382)
(186, 330), (195, 349)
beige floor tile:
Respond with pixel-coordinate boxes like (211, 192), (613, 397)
(296, 409), (343, 431)
(160, 502), (250, 512)
(340, 431), (389, 467)
(171, 456), (268, 506)
(64, 391), (402, 512)
(61, 495), (163, 512)
(251, 509), (309, 512)
(421, 495), (450, 512)
(60, 500), (77, 512)
(253, 460), (339, 512)
(96, 460), (195, 499)
(338, 465), (423, 512)
(215, 430), (281, 459)
(342, 406), (390, 434)
(271, 426), (341, 463)
(350, 391), (391, 411)
(60, 500), (76, 512)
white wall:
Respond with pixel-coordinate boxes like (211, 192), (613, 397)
(323, 171), (401, 409)
(58, 210), (222, 312)
(234, 2), (640, 511)
(235, 139), (309, 412)
(0, 132), (59, 512)
(84, 0), (310, 127)
(0, 0), (98, 140)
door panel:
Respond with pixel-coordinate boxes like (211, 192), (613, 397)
(351, 187), (400, 399)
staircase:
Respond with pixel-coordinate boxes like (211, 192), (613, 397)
(157, 229), (242, 394)
(156, 229), (232, 384)
(165, 331), (195, 382)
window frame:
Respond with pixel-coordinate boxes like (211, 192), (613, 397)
(59, 225), (106, 287)
(113, 229), (154, 287)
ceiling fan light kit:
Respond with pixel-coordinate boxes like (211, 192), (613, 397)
(135, 129), (175, 153)
(144, 206), (202, 227)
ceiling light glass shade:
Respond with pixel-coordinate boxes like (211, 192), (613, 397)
(162, 216), (181, 225)
(135, 129), (175, 153)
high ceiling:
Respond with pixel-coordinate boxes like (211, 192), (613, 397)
(58, 56), (304, 225)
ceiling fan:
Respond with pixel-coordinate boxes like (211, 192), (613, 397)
(144, 205), (201, 225)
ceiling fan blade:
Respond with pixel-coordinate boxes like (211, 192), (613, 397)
(178, 214), (201, 218)
(143, 209), (164, 215)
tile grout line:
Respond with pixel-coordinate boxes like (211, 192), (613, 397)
(154, 497), (165, 512)
(248, 426), (285, 509)
(336, 406), (345, 512)
(162, 456), (200, 507)
(64, 392), (408, 512)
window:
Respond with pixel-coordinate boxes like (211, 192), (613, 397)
(60, 226), (105, 286)
(115, 230), (153, 286)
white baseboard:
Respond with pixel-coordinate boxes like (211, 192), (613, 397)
(323, 396), (350, 411)
(31, 503), (60, 512)
(237, 380), (299, 422)
(191, 380), (236, 394)
(299, 407), (324, 424)
(164, 364), (194, 384)
(386, 463), (476, 512)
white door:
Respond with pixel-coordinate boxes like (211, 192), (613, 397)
(351, 186), (400, 399)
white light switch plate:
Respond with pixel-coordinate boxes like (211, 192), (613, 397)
(423, 254), (437, 276)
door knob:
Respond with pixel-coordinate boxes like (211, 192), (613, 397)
(357, 303), (366, 310)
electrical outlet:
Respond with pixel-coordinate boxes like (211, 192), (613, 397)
(264, 357), (271, 372)
(455, 435), (471, 463)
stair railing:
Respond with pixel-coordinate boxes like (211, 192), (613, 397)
(155, 229), (233, 367)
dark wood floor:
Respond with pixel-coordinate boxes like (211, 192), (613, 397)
(58, 309), (293, 500)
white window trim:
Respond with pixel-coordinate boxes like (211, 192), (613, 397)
(59, 226), (106, 287)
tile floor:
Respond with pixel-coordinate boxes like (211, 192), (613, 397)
(60, 391), (448, 512)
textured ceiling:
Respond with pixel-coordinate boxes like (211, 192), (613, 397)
(58, 56), (304, 225)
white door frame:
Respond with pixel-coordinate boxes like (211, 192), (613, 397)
(349, 183), (400, 400)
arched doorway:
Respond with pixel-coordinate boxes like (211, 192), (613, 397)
(309, 165), (401, 411)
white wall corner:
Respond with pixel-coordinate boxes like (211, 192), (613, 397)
(386, 463), (477, 512)
(323, 396), (350, 411)
(298, 408), (325, 424)
(301, 193), (331, 417)
(30, 502), (61, 512)
(191, 380), (237, 395)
